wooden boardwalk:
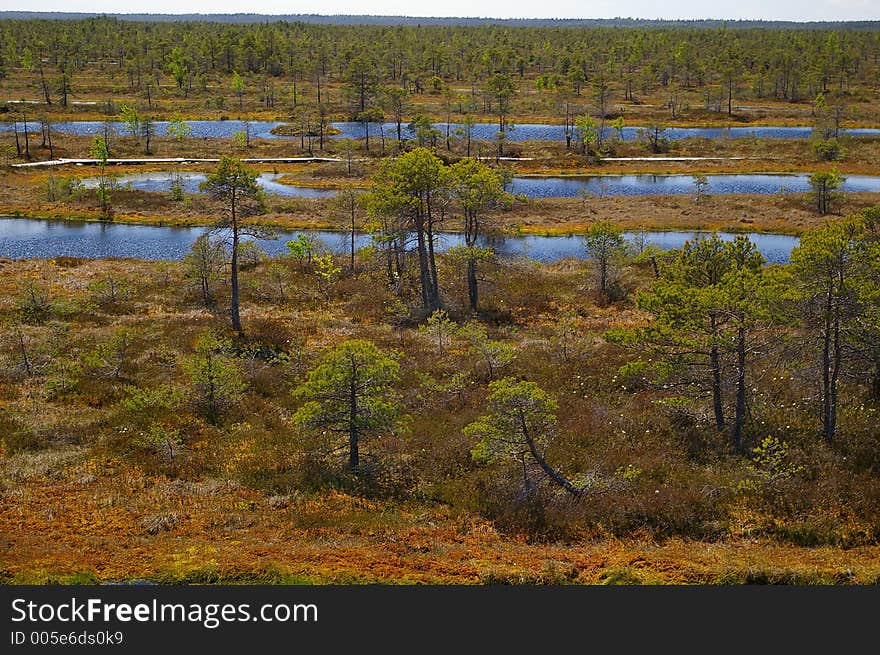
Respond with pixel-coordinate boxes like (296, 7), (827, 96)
(11, 155), (771, 169)
(11, 156), (348, 168)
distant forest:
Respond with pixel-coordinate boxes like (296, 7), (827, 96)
(2, 12), (880, 30)
(2, 14), (878, 111)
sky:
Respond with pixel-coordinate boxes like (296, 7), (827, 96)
(4, 0), (880, 22)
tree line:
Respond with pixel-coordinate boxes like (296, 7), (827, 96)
(2, 17), (878, 113)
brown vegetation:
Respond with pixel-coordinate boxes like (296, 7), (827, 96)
(1, 249), (879, 584)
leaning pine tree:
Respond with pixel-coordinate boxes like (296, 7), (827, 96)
(465, 378), (581, 497)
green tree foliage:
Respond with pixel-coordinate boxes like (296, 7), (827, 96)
(231, 71), (245, 109)
(285, 234), (320, 268)
(15, 281), (51, 324)
(852, 208), (880, 400)
(182, 332), (246, 424)
(121, 384), (182, 430)
(465, 378), (580, 496)
(365, 148), (447, 312)
(608, 234), (770, 452)
(237, 240), (265, 269)
(381, 86), (410, 145)
(420, 309), (457, 354)
(365, 152), (511, 313)
(232, 120), (251, 149)
(487, 73), (515, 155)
(583, 220), (629, 301)
(119, 103), (141, 139)
(692, 174), (710, 202)
(345, 55), (378, 117)
(87, 274), (133, 309)
(314, 253), (341, 297)
(166, 46), (190, 92)
(167, 112), (192, 141)
(292, 340), (401, 472)
(169, 173), (186, 202)
(717, 238), (772, 452)
(638, 124), (668, 153)
(811, 138), (843, 162)
(85, 328), (136, 380)
(448, 159), (511, 311)
(809, 170), (844, 215)
(717, 38), (742, 116)
(810, 94), (845, 161)
(4, 18), (879, 166)
(458, 322), (515, 380)
(575, 114), (598, 155)
(332, 186), (366, 271)
(43, 357), (82, 399)
(183, 235), (227, 307)
(789, 217), (880, 441)
(88, 135), (111, 218)
(199, 157), (268, 333)
(748, 436), (804, 486)
(408, 114), (439, 148)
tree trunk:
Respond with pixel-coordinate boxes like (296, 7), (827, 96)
(467, 257), (478, 312)
(350, 212), (356, 272)
(384, 225), (395, 286)
(40, 67), (52, 104)
(521, 415), (580, 497)
(520, 453), (534, 498)
(871, 362), (880, 401)
(230, 196), (242, 333)
(22, 117), (30, 160)
(349, 366), (359, 471)
(426, 218), (439, 309)
(827, 313), (841, 443)
(710, 340), (725, 432)
(16, 326), (32, 376)
(415, 215), (432, 310)
(821, 293), (834, 442)
(732, 323), (747, 453)
(13, 122), (21, 157)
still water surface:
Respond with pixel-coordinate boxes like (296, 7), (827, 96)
(0, 217), (799, 264)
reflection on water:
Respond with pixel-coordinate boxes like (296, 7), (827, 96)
(78, 171), (880, 199)
(80, 172), (336, 198)
(0, 217), (799, 264)
(507, 173), (880, 197)
(3, 119), (878, 143)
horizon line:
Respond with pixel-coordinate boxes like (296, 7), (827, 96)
(1, 11), (878, 24)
